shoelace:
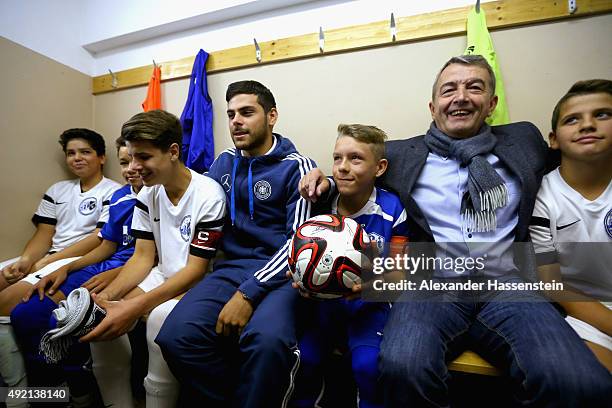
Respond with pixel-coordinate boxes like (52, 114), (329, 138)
(39, 288), (106, 363)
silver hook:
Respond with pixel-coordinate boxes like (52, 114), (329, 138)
(319, 26), (325, 53)
(108, 69), (118, 89)
(390, 13), (397, 42)
(568, 0), (577, 14)
(153, 59), (157, 68)
(253, 38), (262, 63)
(475, 0), (481, 13)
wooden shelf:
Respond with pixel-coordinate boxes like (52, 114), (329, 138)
(92, 0), (612, 94)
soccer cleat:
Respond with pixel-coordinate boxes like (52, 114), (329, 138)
(39, 288), (106, 363)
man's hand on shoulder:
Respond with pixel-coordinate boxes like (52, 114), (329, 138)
(216, 291), (254, 337)
(299, 168), (330, 203)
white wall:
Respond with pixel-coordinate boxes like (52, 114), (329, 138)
(89, 0), (494, 76)
(0, 0), (93, 74)
(0, 0), (493, 76)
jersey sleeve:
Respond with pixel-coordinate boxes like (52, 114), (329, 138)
(190, 193), (226, 259)
(391, 207), (410, 239)
(529, 191), (557, 266)
(99, 190), (125, 243)
(96, 186), (116, 228)
(31, 184), (58, 226)
(239, 155), (316, 305)
(131, 189), (154, 241)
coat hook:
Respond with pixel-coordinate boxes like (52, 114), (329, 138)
(319, 26), (325, 53)
(108, 69), (118, 89)
(475, 0), (481, 13)
(390, 13), (397, 42)
(253, 38), (262, 63)
(568, 0), (577, 14)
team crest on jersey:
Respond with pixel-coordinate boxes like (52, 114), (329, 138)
(368, 232), (385, 254)
(180, 215), (192, 242)
(605, 208), (612, 239)
(79, 197), (97, 215)
(221, 174), (232, 192)
(254, 180), (272, 200)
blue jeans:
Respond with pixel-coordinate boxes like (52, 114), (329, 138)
(379, 290), (612, 407)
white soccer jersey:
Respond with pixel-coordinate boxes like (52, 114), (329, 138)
(530, 168), (612, 303)
(131, 169), (226, 279)
(32, 177), (121, 253)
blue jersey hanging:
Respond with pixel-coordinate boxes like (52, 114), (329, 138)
(180, 49), (214, 172)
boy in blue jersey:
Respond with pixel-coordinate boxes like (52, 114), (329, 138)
(8, 136), (142, 406)
(157, 80), (316, 406)
(291, 124), (409, 408)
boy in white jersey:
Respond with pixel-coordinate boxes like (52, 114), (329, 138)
(530, 79), (612, 371)
(292, 124), (409, 408)
(8, 136), (142, 408)
(0, 129), (119, 404)
(0, 129), (119, 292)
(80, 110), (226, 408)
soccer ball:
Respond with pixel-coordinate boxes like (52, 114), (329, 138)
(288, 214), (371, 299)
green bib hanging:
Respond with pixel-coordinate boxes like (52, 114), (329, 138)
(465, 7), (510, 125)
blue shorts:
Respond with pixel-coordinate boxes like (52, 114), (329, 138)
(303, 298), (390, 351)
(58, 256), (127, 296)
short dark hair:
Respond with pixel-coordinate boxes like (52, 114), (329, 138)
(115, 135), (127, 152)
(551, 79), (612, 130)
(337, 124), (387, 161)
(226, 80), (276, 113)
(58, 128), (106, 156)
(432, 55), (496, 99)
(121, 110), (183, 159)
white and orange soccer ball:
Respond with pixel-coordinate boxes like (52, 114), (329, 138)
(288, 214), (371, 299)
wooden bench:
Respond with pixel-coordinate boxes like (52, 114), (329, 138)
(448, 351), (501, 376)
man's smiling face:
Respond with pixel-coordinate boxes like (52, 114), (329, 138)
(429, 63), (498, 139)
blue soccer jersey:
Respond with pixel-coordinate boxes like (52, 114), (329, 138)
(331, 186), (409, 254)
(295, 187), (409, 408)
(99, 184), (138, 259)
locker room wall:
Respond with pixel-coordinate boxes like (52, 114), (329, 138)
(1, 14), (611, 259)
(94, 14), (612, 185)
(0, 37), (93, 260)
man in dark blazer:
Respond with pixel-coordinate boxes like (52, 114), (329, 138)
(299, 56), (611, 406)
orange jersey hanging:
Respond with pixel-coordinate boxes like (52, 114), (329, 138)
(142, 65), (161, 111)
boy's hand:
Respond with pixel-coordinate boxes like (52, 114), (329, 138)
(82, 269), (121, 294)
(345, 283), (363, 300)
(286, 270), (312, 299)
(80, 295), (141, 342)
(23, 266), (69, 301)
(299, 169), (330, 203)
(2, 259), (32, 284)
(31, 258), (50, 273)
(216, 291), (254, 337)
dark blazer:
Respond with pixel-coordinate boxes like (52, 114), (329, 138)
(380, 121), (549, 244)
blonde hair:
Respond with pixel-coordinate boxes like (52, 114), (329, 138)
(337, 124), (387, 160)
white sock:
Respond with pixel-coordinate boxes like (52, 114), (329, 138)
(0, 321), (28, 408)
(91, 334), (134, 408)
(144, 300), (179, 408)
